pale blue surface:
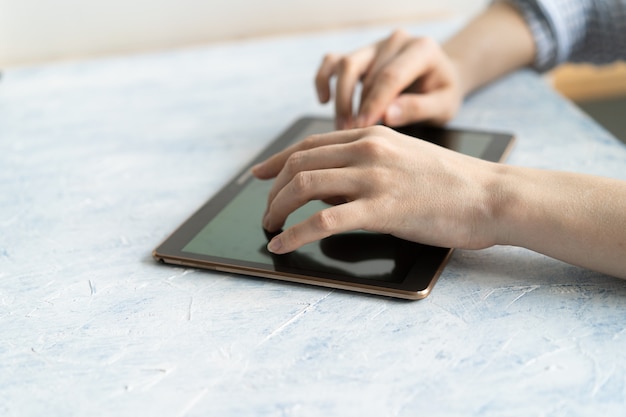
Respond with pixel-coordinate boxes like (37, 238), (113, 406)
(1, 19), (626, 417)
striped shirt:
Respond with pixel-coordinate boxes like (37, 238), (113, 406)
(504, 0), (626, 71)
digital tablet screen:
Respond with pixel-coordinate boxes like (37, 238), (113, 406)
(154, 117), (514, 299)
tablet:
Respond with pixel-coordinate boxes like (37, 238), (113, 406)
(153, 116), (515, 300)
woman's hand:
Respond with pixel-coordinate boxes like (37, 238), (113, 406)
(316, 30), (463, 130)
(252, 125), (626, 279)
(252, 126), (502, 254)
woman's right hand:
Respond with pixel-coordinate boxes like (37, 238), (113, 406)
(315, 29), (463, 130)
(253, 125), (502, 255)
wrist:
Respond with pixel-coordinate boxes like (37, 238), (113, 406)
(443, 1), (535, 97)
(481, 162), (521, 248)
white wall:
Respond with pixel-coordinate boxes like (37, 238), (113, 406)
(0, 0), (488, 67)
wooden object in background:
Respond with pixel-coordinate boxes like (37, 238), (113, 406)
(550, 62), (626, 101)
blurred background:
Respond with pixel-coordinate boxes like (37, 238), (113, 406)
(0, 0), (487, 67)
(0, 0), (623, 142)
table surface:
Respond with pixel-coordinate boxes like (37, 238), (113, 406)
(1, 18), (626, 417)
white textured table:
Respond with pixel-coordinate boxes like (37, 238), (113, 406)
(1, 19), (626, 416)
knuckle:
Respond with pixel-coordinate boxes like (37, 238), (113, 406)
(313, 209), (338, 233)
(300, 134), (320, 150)
(284, 151), (306, 174)
(355, 136), (387, 159)
(298, 133), (323, 152)
(338, 56), (359, 76)
(322, 52), (338, 65)
(291, 171), (313, 196)
(389, 28), (409, 42)
(367, 125), (390, 136)
(410, 36), (438, 55)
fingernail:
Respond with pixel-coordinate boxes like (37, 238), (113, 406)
(386, 104), (401, 124)
(267, 236), (283, 253)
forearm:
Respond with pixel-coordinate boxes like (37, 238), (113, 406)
(443, 1), (535, 96)
(492, 165), (626, 279)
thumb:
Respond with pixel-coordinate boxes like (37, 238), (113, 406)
(382, 91), (458, 126)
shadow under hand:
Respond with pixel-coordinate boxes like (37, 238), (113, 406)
(261, 228), (446, 283)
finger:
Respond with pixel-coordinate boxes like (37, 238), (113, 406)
(264, 137), (364, 217)
(267, 200), (370, 254)
(315, 53), (341, 103)
(252, 129), (367, 179)
(383, 89), (458, 126)
(263, 167), (360, 232)
(360, 29), (411, 95)
(265, 145), (352, 214)
(334, 46), (376, 129)
(358, 37), (439, 127)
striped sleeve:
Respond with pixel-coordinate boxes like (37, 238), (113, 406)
(501, 0), (626, 71)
